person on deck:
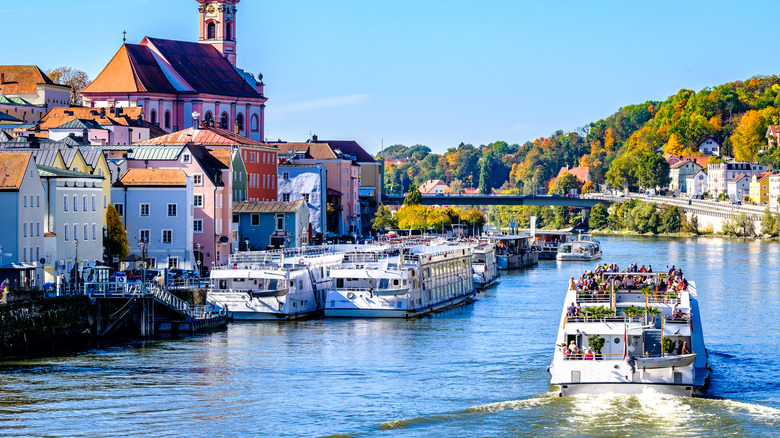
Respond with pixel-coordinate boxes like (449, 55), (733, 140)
(681, 342), (691, 355)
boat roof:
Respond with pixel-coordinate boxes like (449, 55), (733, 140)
(484, 234), (532, 241)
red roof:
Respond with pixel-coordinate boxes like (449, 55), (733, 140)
(680, 156), (710, 169)
(0, 65), (61, 95)
(311, 139), (376, 163)
(556, 166), (590, 183)
(670, 159), (701, 169)
(136, 126), (274, 148)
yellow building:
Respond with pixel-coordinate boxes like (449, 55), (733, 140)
(749, 172), (773, 205)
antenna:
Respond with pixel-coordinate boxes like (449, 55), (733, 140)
(123, 30), (127, 43)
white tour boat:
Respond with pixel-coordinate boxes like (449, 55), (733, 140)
(324, 244), (477, 318)
(472, 242), (499, 289)
(207, 247), (346, 320)
(548, 269), (710, 396)
(556, 234), (602, 261)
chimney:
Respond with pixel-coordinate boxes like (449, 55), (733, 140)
(312, 134), (318, 141)
(0, 73), (4, 84)
(100, 108), (106, 117)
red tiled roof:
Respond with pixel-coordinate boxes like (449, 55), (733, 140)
(0, 65), (61, 95)
(556, 166), (590, 183)
(115, 168), (187, 186)
(670, 159), (701, 169)
(83, 45), (178, 94)
(136, 126), (272, 147)
(419, 179), (448, 193)
(144, 37), (261, 97)
(0, 151), (32, 190)
(681, 156), (710, 169)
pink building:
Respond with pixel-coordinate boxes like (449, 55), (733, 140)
(81, 0), (267, 142)
(112, 144), (232, 269)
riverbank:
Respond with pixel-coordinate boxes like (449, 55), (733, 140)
(590, 229), (780, 241)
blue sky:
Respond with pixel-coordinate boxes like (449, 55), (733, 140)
(5, 0), (780, 155)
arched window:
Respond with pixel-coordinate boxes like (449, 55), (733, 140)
(207, 22), (216, 40)
(226, 22), (233, 41)
(220, 112), (229, 129)
(164, 110), (171, 129)
(235, 113), (244, 132)
(150, 109), (157, 125)
(251, 114), (259, 132)
(204, 111), (213, 125)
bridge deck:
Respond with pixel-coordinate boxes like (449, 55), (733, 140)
(383, 194), (612, 208)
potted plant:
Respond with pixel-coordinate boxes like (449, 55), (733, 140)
(588, 335), (606, 358)
(662, 337), (676, 355)
(621, 305), (643, 320)
(645, 305), (662, 323)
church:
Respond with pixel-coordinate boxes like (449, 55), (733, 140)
(81, 0), (267, 142)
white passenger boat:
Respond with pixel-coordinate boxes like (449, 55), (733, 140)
(207, 247), (346, 320)
(532, 231), (569, 260)
(324, 244), (477, 318)
(556, 234), (602, 261)
(472, 242), (499, 289)
(484, 234), (538, 269)
(548, 269), (710, 396)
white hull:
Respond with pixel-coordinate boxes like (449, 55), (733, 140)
(556, 252), (602, 261)
(230, 309), (319, 320)
(556, 382), (697, 397)
(325, 292), (476, 318)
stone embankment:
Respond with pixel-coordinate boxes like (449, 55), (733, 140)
(0, 293), (92, 358)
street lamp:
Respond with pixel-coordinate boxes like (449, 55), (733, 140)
(74, 239), (79, 292)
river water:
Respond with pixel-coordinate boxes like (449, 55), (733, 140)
(1, 236), (779, 437)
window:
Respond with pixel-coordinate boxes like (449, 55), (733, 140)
(164, 110), (171, 129)
(24, 196), (27, 207)
(275, 214), (284, 231)
(271, 175), (275, 189)
(140, 203), (150, 216)
(220, 112), (229, 129)
(263, 174), (267, 189)
(92, 224), (97, 240)
(37, 222), (40, 237)
(104, 195), (107, 208)
(207, 21), (216, 39)
(183, 153), (191, 163)
(150, 109), (157, 125)
(74, 224), (79, 241)
(37, 195), (40, 207)
(64, 224), (69, 241)
(194, 194), (204, 208)
(139, 229), (150, 244)
(84, 224), (89, 241)
(73, 195), (78, 211)
(168, 257), (178, 269)
(251, 114), (259, 132)
(193, 174), (203, 185)
(226, 21), (233, 41)
(251, 214), (260, 226)
(282, 193), (290, 202)
(162, 230), (172, 244)
(23, 248), (27, 262)
(92, 195), (96, 211)
(194, 219), (203, 233)
(83, 195), (88, 211)
(236, 113), (243, 132)
(283, 172), (290, 179)
(115, 203), (124, 216)
(167, 203), (177, 217)
(303, 194), (310, 203)
(204, 112), (213, 124)
(23, 223), (27, 237)
(36, 247), (39, 261)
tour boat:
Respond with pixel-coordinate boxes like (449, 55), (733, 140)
(472, 242), (499, 289)
(484, 235), (538, 270)
(207, 247), (347, 320)
(548, 269), (710, 396)
(556, 234), (602, 261)
(533, 231), (569, 260)
(323, 244), (477, 318)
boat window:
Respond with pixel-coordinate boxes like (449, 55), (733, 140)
(337, 278), (344, 288)
(268, 279), (278, 290)
(393, 279), (399, 286)
(219, 280), (227, 289)
(290, 280), (294, 287)
(234, 278), (245, 282)
(379, 278), (389, 289)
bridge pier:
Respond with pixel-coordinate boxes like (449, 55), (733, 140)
(580, 207), (590, 225)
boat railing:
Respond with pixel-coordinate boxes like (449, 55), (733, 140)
(214, 287), (288, 295)
(335, 287), (409, 294)
(557, 352), (690, 360)
(576, 289), (681, 304)
(228, 246), (334, 265)
(565, 315), (644, 323)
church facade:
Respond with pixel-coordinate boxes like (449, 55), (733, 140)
(81, 0), (267, 142)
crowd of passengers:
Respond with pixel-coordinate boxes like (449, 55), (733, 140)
(557, 338), (691, 359)
(568, 263), (689, 294)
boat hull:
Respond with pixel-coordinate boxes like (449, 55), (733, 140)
(325, 291), (477, 318)
(229, 309), (319, 321)
(556, 252), (602, 261)
(555, 382), (700, 397)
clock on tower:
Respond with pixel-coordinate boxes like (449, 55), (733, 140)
(197, 0), (240, 66)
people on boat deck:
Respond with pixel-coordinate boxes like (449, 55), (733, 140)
(567, 302), (579, 316)
(681, 342), (691, 355)
(639, 265), (647, 273)
(585, 349), (594, 360)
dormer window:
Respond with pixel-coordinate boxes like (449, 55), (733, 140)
(183, 153), (191, 163)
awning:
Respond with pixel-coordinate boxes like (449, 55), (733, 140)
(120, 253), (143, 262)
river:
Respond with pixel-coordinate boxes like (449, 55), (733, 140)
(1, 236), (779, 437)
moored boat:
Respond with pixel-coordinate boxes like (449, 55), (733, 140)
(472, 242), (499, 289)
(532, 231), (569, 260)
(484, 234), (538, 270)
(556, 234), (602, 261)
(324, 244), (477, 318)
(207, 246), (346, 320)
(548, 266), (710, 396)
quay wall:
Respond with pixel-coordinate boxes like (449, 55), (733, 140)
(0, 295), (92, 358)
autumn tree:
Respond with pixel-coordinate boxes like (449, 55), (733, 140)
(638, 153), (670, 189)
(589, 204), (608, 229)
(449, 178), (463, 194)
(105, 205), (129, 265)
(372, 204), (397, 232)
(47, 66), (90, 105)
(731, 110), (764, 162)
(605, 155), (638, 190)
(395, 205), (426, 230)
(404, 184), (422, 206)
(552, 172), (581, 194)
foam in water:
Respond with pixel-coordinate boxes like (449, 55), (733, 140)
(466, 392), (559, 413)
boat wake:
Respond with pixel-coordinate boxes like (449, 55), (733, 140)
(465, 392), (560, 412)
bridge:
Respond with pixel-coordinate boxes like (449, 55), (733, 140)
(383, 194), (613, 208)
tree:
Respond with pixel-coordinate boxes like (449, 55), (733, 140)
(685, 213), (700, 234)
(372, 204), (397, 232)
(660, 206), (683, 234)
(638, 153), (671, 189)
(395, 205), (427, 230)
(760, 208), (780, 237)
(552, 172), (581, 194)
(105, 205), (129, 265)
(605, 155), (638, 190)
(46, 66), (90, 105)
(723, 212), (755, 237)
(589, 204), (608, 229)
(627, 201), (660, 234)
(404, 184), (422, 206)
(449, 178), (463, 194)
(731, 110), (763, 162)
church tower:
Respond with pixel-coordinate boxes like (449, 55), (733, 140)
(197, 0), (240, 66)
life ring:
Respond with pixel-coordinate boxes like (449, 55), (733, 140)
(347, 292), (355, 299)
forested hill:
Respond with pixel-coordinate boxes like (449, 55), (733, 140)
(380, 75), (780, 195)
